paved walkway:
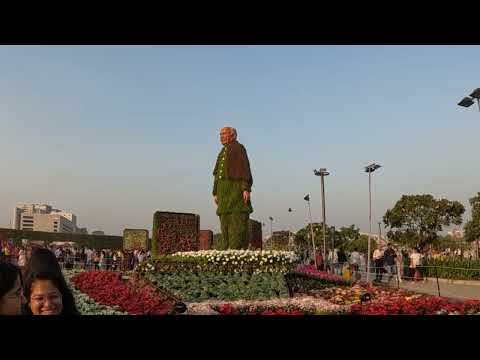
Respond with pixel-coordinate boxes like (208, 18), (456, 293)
(396, 279), (480, 300)
(340, 272), (480, 300)
(352, 270), (480, 300)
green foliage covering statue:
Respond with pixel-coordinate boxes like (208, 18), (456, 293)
(212, 126), (253, 250)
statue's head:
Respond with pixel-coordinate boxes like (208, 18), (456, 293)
(220, 127), (237, 146)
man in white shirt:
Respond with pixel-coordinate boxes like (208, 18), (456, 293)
(409, 248), (423, 281)
(372, 246), (384, 282)
(326, 249), (338, 273)
(137, 250), (145, 264)
(349, 248), (361, 280)
(85, 248), (93, 269)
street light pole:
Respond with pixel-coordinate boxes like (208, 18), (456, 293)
(288, 208), (294, 250)
(368, 171), (372, 280)
(378, 222), (382, 246)
(321, 174), (327, 264)
(314, 168), (330, 266)
(304, 194), (317, 268)
(365, 163), (381, 283)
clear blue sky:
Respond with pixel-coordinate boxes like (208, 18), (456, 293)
(1, 45), (479, 236)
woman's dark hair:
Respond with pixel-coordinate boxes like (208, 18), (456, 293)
(23, 271), (79, 315)
(0, 262), (22, 300)
(25, 248), (62, 279)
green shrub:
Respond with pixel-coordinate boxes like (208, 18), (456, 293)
(145, 271), (290, 302)
(422, 258), (480, 280)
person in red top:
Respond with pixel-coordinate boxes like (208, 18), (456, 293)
(315, 250), (324, 271)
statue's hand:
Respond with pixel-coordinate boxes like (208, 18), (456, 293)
(243, 191), (250, 204)
(214, 196), (218, 205)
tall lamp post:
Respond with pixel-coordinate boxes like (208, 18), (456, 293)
(314, 168), (329, 265)
(365, 162), (382, 282)
(378, 222), (382, 246)
(304, 194), (317, 268)
(288, 208), (294, 250)
(458, 88), (480, 113)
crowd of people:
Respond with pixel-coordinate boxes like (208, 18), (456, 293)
(52, 246), (150, 272)
(0, 240), (150, 272)
(311, 244), (440, 283)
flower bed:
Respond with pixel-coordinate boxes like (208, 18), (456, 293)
(136, 250), (298, 275)
(308, 283), (415, 306)
(301, 279), (480, 315)
(71, 271), (177, 315)
(350, 295), (480, 315)
(293, 265), (348, 285)
(284, 265), (349, 296)
(212, 303), (310, 315)
(145, 271), (290, 302)
(183, 296), (345, 315)
(64, 270), (127, 315)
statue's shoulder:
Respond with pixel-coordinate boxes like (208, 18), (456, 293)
(231, 141), (245, 150)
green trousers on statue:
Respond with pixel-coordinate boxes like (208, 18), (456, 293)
(218, 213), (249, 250)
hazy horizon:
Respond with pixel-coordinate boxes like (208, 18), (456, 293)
(1, 45), (479, 236)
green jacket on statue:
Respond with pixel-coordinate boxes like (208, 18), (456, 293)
(212, 140), (253, 216)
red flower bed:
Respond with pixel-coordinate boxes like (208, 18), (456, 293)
(72, 271), (175, 315)
(213, 303), (308, 315)
(350, 295), (480, 315)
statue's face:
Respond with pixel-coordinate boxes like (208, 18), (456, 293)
(220, 127), (234, 146)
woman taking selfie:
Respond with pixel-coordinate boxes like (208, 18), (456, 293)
(23, 271), (79, 315)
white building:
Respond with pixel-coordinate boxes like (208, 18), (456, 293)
(12, 203), (85, 234)
(447, 229), (464, 239)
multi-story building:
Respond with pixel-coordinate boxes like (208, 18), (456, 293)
(447, 229), (464, 239)
(12, 203), (85, 234)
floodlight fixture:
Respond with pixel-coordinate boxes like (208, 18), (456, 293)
(458, 88), (480, 112)
(314, 168), (330, 177)
(458, 97), (474, 108)
(365, 163), (382, 173)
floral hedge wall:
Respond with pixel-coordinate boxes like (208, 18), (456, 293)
(151, 211), (200, 256)
(123, 229), (149, 251)
(199, 230), (213, 250)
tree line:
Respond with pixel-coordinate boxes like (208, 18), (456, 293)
(253, 193), (480, 255)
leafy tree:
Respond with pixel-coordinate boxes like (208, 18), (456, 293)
(336, 225), (361, 247)
(291, 223), (377, 258)
(342, 234), (376, 256)
(294, 222), (335, 252)
(464, 192), (480, 258)
(383, 194), (465, 250)
(431, 234), (469, 253)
